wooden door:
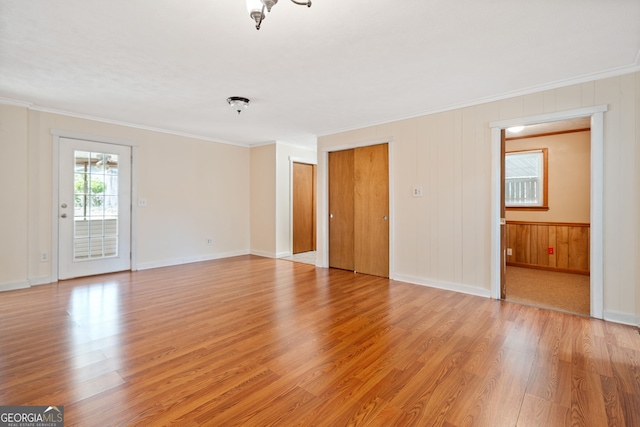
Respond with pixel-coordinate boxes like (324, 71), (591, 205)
(328, 144), (389, 277)
(355, 144), (389, 277)
(328, 150), (354, 271)
(292, 162), (316, 254)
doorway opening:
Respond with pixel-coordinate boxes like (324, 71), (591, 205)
(51, 130), (138, 281)
(502, 118), (591, 315)
(283, 159), (317, 266)
(489, 105), (607, 319)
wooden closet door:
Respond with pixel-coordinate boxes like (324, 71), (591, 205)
(292, 162), (316, 254)
(328, 150), (354, 270)
(354, 144), (389, 277)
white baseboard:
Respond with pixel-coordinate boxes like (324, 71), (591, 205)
(392, 274), (491, 298)
(603, 310), (640, 327)
(136, 250), (250, 271)
(29, 276), (53, 286)
(0, 280), (30, 292)
(250, 250), (277, 258)
(276, 251), (292, 258)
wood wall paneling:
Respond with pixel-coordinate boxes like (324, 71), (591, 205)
(557, 226), (569, 269)
(506, 221), (590, 274)
(568, 227), (589, 271)
(549, 226), (557, 268)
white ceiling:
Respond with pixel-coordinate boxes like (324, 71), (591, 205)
(1, 1), (639, 147)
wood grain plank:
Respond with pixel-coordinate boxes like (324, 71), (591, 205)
(516, 224), (531, 264)
(571, 368), (609, 426)
(537, 224), (549, 266)
(507, 223), (516, 263)
(568, 226), (589, 271)
(0, 256), (637, 426)
(516, 393), (570, 427)
(529, 224), (537, 265)
(557, 226), (570, 269)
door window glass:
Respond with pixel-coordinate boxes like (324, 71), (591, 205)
(73, 151), (119, 260)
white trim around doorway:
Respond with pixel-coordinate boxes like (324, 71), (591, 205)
(489, 105), (608, 319)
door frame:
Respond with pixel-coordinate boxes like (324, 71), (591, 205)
(318, 137), (395, 277)
(51, 129), (139, 281)
(489, 105), (608, 319)
(289, 157), (317, 258)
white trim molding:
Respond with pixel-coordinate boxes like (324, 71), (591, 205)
(137, 250), (250, 271)
(249, 250), (278, 259)
(603, 310), (640, 327)
(489, 105), (608, 319)
(393, 274), (491, 299)
(0, 281), (31, 292)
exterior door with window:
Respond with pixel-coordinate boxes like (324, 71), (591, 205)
(58, 138), (131, 280)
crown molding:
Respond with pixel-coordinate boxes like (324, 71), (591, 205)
(0, 98), (252, 148)
(0, 97), (33, 108)
(316, 63), (640, 138)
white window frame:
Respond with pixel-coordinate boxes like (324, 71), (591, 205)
(505, 149), (547, 208)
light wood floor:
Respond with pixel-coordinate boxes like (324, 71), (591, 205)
(1, 256), (639, 426)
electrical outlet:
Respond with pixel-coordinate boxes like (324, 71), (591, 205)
(412, 186), (423, 197)
(506, 248), (512, 256)
(40, 252), (48, 262)
(138, 198), (147, 207)
(206, 237), (213, 246)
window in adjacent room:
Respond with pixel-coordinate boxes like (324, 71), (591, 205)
(505, 148), (548, 209)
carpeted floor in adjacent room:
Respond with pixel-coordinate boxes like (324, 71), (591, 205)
(505, 266), (590, 316)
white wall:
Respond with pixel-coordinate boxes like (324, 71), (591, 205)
(0, 105), (29, 290)
(0, 107), (250, 288)
(250, 144), (276, 257)
(249, 141), (317, 258)
(506, 130), (591, 223)
(318, 72), (640, 325)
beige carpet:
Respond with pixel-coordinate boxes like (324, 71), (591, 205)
(505, 266), (590, 316)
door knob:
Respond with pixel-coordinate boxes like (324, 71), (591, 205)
(330, 213), (334, 219)
(61, 203), (67, 208)
(383, 216), (388, 220)
(60, 213), (67, 218)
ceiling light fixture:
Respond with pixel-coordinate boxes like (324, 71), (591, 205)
(507, 125), (525, 133)
(227, 96), (250, 114)
(246, 0), (311, 30)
